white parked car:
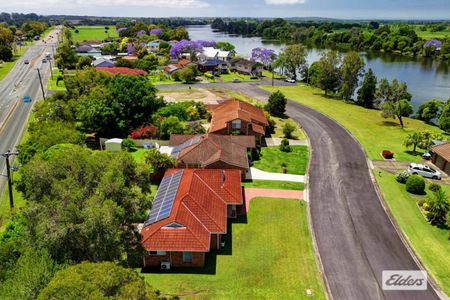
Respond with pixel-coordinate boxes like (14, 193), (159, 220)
(285, 78), (296, 83)
(407, 163), (441, 180)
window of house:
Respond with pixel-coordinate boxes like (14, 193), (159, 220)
(183, 252), (193, 263)
(149, 251), (167, 256)
(231, 119), (241, 129)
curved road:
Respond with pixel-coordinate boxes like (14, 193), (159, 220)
(159, 82), (441, 300)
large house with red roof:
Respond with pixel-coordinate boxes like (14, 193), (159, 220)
(168, 134), (255, 179)
(209, 100), (269, 141)
(141, 169), (243, 268)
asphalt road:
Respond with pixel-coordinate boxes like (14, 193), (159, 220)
(160, 82), (441, 300)
(0, 27), (60, 201)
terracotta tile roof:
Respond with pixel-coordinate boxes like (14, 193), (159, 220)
(209, 100), (269, 133)
(96, 67), (147, 76)
(141, 169), (242, 252)
(432, 142), (450, 162)
(169, 134), (255, 169)
(252, 124), (265, 135)
(178, 59), (192, 67)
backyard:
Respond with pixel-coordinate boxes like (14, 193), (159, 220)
(375, 170), (450, 295)
(140, 197), (326, 300)
(261, 85), (446, 162)
(70, 25), (118, 42)
(253, 145), (309, 175)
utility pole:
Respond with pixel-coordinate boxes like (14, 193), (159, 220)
(49, 58), (53, 79)
(1, 150), (19, 209)
(36, 68), (46, 100)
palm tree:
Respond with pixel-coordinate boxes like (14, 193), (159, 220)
(427, 190), (450, 225)
(403, 132), (423, 153)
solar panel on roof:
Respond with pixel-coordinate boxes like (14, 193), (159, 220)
(171, 135), (203, 158)
(144, 170), (184, 227)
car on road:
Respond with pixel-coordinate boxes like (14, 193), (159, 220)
(285, 78), (296, 83)
(407, 163), (441, 180)
(22, 96), (32, 103)
(24, 60), (29, 64)
(232, 78), (241, 83)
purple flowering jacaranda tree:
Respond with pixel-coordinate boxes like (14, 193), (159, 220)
(251, 47), (276, 66)
(150, 28), (164, 36)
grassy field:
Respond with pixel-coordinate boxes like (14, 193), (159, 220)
(261, 85), (446, 162)
(141, 197), (326, 300)
(71, 26), (118, 42)
(0, 47), (27, 81)
(242, 180), (304, 190)
(253, 145), (308, 175)
(410, 25), (450, 40)
(148, 74), (181, 85)
(375, 170), (450, 295)
(47, 68), (66, 91)
(219, 72), (260, 83)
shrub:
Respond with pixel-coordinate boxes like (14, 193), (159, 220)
(423, 202), (430, 211)
(417, 199), (426, 207)
(283, 120), (297, 139)
(396, 171), (410, 184)
(130, 124), (158, 140)
(122, 137), (136, 152)
(266, 91), (287, 117)
(185, 121), (206, 134)
(279, 138), (292, 152)
(428, 183), (442, 193)
(382, 150), (394, 159)
(406, 175), (426, 195)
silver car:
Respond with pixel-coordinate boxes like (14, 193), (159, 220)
(408, 163), (441, 180)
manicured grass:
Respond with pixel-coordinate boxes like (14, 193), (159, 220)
(242, 180), (304, 190)
(272, 116), (306, 140)
(140, 197), (326, 300)
(0, 47), (27, 81)
(71, 26), (118, 42)
(148, 75), (181, 85)
(48, 68), (66, 91)
(253, 146), (309, 175)
(219, 72), (260, 83)
(375, 170), (450, 295)
(261, 85), (446, 162)
(130, 148), (149, 165)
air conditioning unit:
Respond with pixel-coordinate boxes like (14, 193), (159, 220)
(160, 262), (171, 270)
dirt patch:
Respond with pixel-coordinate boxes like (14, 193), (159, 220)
(159, 89), (231, 105)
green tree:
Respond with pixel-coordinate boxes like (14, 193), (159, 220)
(159, 116), (185, 139)
(279, 138), (292, 152)
(427, 190), (450, 225)
(0, 249), (56, 300)
(178, 64), (197, 83)
(185, 121), (206, 134)
(266, 90), (287, 117)
(416, 99), (443, 123)
(38, 262), (158, 300)
(144, 148), (176, 174)
(340, 51), (365, 101)
(438, 99), (450, 132)
(403, 132), (423, 153)
(280, 44), (307, 81)
(17, 146), (151, 263)
(317, 50), (341, 95)
(54, 42), (78, 70)
(357, 68), (377, 108)
(76, 55), (93, 69)
(216, 41), (235, 52)
(0, 44), (13, 61)
(381, 99), (413, 128)
(374, 78), (391, 108)
(282, 120), (297, 139)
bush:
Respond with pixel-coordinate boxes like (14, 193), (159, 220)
(406, 175), (426, 195)
(122, 137), (136, 152)
(417, 199), (426, 207)
(423, 202), (430, 211)
(396, 171), (410, 184)
(279, 138), (292, 152)
(185, 121), (206, 134)
(130, 124), (158, 139)
(283, 120), (297, 139)
(428, 183), (442, 193)
(266, 91), (287, 117)
(382, 150), (394, 159)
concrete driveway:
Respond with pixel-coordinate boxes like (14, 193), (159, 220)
(247, 167), (305, 182)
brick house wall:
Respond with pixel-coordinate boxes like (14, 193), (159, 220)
(143, 251), (205, 268)
(210, 234), (223, 250)
(432, 153), (450, 175)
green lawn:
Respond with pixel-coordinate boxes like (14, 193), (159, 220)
(219, 72), (261, 83)
(375, 170), (450, 295)
(272, 116), (306, 140)
(0, 47), (27, 81)
(130, 148), (149, 165)
(71, 26), (118, 42)
(242, 180), (304, 190)
(47, 68), (66, 91)
(253, 146), (308, 175)
(141, 198), (326, 300)
(410, 25), (450, 40)
(261, 85), (446, 162)
(148, 74), (181, 85)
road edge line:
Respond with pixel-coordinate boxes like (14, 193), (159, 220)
(0, 99), (19, 133)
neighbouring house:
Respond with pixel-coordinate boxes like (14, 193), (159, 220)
(431, 142), (450, 175)
(197, 59), (228, 74)
(209, 99), (269, 140)
(164, 59), (192, 75)
(92, 58), (115, 68)
(96, 67), (148, 76)
(147, 41), (160, 52)
(105, 138), (122, 151)
(76, 44), (102, 57)
(141, 168), (243, 268)
(167, 134), (256, 179)
(76, 44), (93, 53)
(199, 47), (232, 62)
(424, 39), (442, 51)
(229, 58), (263, 77)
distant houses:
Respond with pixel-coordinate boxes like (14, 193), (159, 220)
(229, 58), (263, 76)
(199, 47), (232, 62)
(92, 58), (115, 68)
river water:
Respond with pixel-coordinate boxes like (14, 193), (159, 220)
(187, 25), (450, 109)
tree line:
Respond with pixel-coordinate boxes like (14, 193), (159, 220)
(211, 18), (450, 60)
